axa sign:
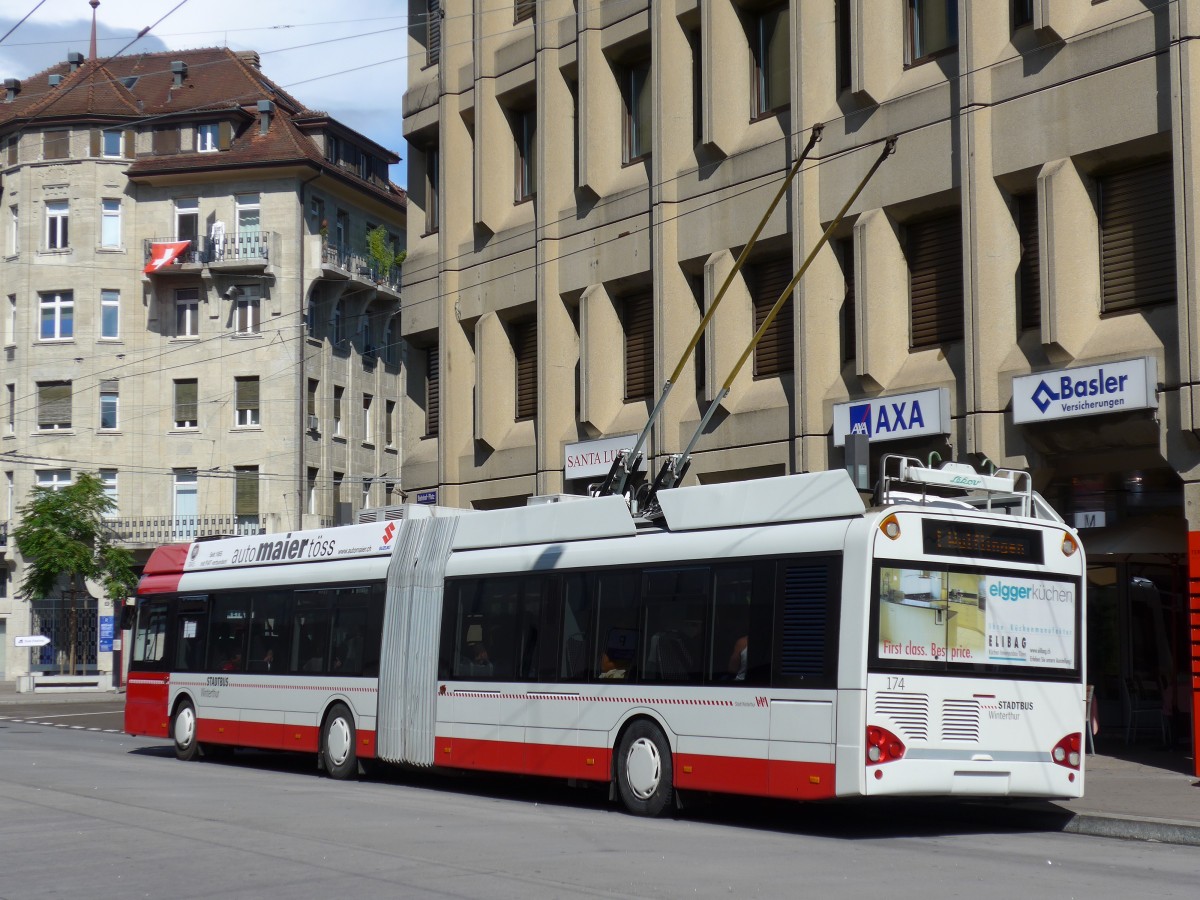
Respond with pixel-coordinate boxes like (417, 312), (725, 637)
(1012, 358), (1157, 424)
(832, 388), (950, 447)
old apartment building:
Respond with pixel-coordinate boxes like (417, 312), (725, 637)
(402, 2), (1199, 762)
(0, 44), (406, 681)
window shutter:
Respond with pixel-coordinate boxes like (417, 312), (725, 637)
(175, 380), (198, 423)
(748, 256), (795, 377)
(39, 382), (71, 426)
(43, 130), (69, 159)
(514, 319), (537, 420)
(236, 377), (259, 413)
(1016, 193), (1040, 331)
(235, 468), (259, 516)
(219, 120), (233, 150)
(123, 129), (135, 158)
(153, 126), (180, 155)
(840, 240), (856, 362)
(6, 136), (16, 165)
(908, 213), (963, 348)
(515, 0), (536, 23)
(623, 290), (654, 401)
(1100, 160), (1175, 313)
(427, 0), (442, 66)
(426, 346), (440, 436)
(100, 379), (119, 393)
(90, 129), (101, 157)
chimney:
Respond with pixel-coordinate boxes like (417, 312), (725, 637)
(67, 51), (84, 72)
(48, 74), (63, 87)
(3, 79), (20, 103)
(236, 50), (261, 70)
(257, 99), (274, 135)
(171, 60), (188, 87)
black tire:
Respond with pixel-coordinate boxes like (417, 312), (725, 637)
(321, 702), (358, 780)
(171, 698), (201, 762)
(615, 720), (674, 817)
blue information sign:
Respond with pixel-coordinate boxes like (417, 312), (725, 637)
(99, 616), (114, 653)
(416, 490), (438, 505)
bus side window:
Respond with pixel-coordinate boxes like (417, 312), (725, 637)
(248, 591), (289, 673)
(559, 574), (591, 681)
(709, 566), (757, 684)
(209, 595), (250, 673)
(132, 600), (170, 671)
(642, 567), (708, 684)
(291, 593), (333, 674)
(594, 571), (639, 681)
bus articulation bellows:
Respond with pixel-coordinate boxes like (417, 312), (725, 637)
(125, 457), (1086, 815)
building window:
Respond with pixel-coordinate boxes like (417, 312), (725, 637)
(153, 126), (181, 155)
(622, 290), (654, 402)
(102, 129), (122, 158)
(100, 289), (120, 339)
(513, 319), (537, 420)
(838, 239), (856, 362)
(621, 59), (652, 164)
(235, 377), (260, 427)
(99, 380), (119, 430)
(234, 291), (260, 335)
(5, 383), (14, 435)
(335, 208), (349, 254)
(333, 472), (345, 517)
(175, 198), (199, 246)
(174, 470), (198, 536)
(37, 469), (72, 491)
(384, 316), (399, 365)
(1013, 0), (1034, 29)
(4, 294), (13, 345)
(426, 345), (440, 437)
(515, 0), (535, 23)
(37, 381), (72, 430)
(45, 200), (69, 250)
(426, 146), (440, 233)
(333, 385), (344, 436)
(362, 393), (373, 443)
(234, 466), (259, 526)
(1015, 193), (1040, 331)
(307, 378), (319, 429)
(99, 469), (118, 516)
(427, 0), (442, 67)
(101, 199), (121, 248)
(751, 4), (790, 117)
(236, 192), (261, 240)
(174, 379), (199, 429)
(1099, 160), (1175, 314)
(196, 123), (219, 152)
(385, 399), (396, 447)
(514, 107), (536, 202)
(310, 196), (325, 234)
(8, 205), (17, 256)
(836, 0), (852, 93)
(748, 257), (794, 377)
(332, 301), (345, 346)
(5, 134), (17, 165)
(307, 467), (319, 514)
(39, 291), (73, 340)
(362, 476), (372, 507)
(907, 0), (958, 65)
(43, 129), (69, 160)
(175, 288), (199, 338)
(907, 213), (964, 348)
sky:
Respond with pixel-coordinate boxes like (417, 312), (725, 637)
(0, 0), (411, 185)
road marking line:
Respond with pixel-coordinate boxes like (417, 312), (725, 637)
(23, 710), (120, 719)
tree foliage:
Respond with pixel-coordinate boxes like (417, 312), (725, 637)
(12, 472), (137, 602)
(365, 224), (406, 276)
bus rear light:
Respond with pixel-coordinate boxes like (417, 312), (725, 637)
(1051, 733), (1082, 770)
(1061, 534), (1078, 557)
(866, 725), (906, 765)
(880, 515), (901, 540)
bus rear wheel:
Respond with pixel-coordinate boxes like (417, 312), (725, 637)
(171, 699), (200, 762)
(321, 703), (357, 780)
(615, 720), (674, 817)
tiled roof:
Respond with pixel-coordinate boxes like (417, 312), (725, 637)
(0, 47), (404, 210)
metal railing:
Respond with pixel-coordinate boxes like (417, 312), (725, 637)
(143, 233), (272, 267)
(322, 242), (402, 291)
(102, 515), (265, 544)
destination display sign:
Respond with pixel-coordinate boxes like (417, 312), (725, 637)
(922, 520), (1044, 565)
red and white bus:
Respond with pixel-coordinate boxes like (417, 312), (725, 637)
(125, 457), (1086, 815)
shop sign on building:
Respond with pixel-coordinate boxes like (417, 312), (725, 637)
(564, 434), (648, 480)
(1012, 357), (1157, 424)
(832, 388), (950, 447)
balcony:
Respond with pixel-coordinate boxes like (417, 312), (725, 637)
(321, 242), (401, 295)
(143, 233), (272, 271)
(102, 515), (265, 546)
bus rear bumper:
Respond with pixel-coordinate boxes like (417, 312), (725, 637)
(865, 758), (1084, 799)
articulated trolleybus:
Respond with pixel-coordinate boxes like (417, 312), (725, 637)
(125, 456), (1086, 815)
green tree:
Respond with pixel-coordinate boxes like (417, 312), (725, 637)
(364, 224), (406, 280)
(12, 471), (137, 611)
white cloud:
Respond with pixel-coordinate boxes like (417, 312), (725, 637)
(1, 0), (411, 183)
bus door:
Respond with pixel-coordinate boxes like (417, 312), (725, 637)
(125, 598), (172, 737)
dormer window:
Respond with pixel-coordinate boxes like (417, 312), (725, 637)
(196, 123), (219, 152)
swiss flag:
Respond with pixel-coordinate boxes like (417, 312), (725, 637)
(144, 240), (191, 273)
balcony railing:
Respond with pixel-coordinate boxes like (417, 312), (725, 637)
(103, 515), (265, 544)
(0, 521), (7, 549)
(143, 233), (272, 268)
(322, 242), (401, 292)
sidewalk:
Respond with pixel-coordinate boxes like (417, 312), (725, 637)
(2, 683), (1196, 844)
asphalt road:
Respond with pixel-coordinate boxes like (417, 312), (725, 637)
(0, 717), (1196, 900)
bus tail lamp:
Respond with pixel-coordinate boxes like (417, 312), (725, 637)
(879, 515), (901, 540)
(1051, 733), (1082, 770)
(1061, 534), (1078, 557)
(866, 725), (906, 765)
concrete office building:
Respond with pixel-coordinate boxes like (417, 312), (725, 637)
(401, 1), (1198, 768)
(0, 34), (406, 683)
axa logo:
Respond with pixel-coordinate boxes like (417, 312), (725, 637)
(382, 522), (396, 545)
(849, 403), (872, 437)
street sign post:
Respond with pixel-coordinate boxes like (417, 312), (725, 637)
(14, 635), (51, 648)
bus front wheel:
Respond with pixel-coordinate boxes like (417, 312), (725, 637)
(321, 703), (357, 780)
(171, 699), (200, 762)
(615, 720), (674, 817)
